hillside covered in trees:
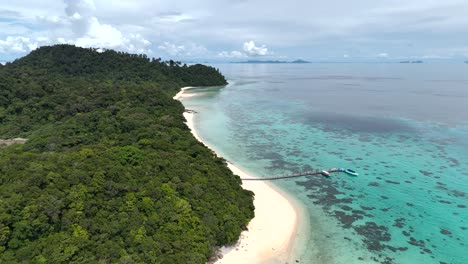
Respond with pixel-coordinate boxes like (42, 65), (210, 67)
(0, 45), (254, 263)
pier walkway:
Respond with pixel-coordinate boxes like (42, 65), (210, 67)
(241, 168), (341, 181)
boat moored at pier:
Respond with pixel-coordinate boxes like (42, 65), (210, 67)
(344, 168), (359, 176)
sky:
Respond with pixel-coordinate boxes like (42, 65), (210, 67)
(1, 0), (468, 62)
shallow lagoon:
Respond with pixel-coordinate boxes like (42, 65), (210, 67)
(182, 63), (468, 264)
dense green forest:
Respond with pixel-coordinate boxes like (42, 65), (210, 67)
(0, 45), (254, 263)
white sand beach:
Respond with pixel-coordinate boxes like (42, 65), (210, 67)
(176, 88), (299, 264)
(173, 86), (196, 100)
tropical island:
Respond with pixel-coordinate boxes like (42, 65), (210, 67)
(0, 45), (254, 263)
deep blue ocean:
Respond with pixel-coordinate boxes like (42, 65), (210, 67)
(181, 63), (468, 264)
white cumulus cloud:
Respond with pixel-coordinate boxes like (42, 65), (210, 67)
(0, 0), (152, 57)
(0, 36), (49, 54)
(377, 52), (389, 58)
(243, 40), (270, 56)
(63, 0), (151, 52)
(218, 40), (271, 59)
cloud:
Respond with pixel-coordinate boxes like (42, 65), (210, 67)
(0, 36), (49, 53)
(64, 0), (96, 36)
(0, 9), (21, 18)
(36, 15), (65, 26)
(63, 0), (151, 52)
(2, 0), (468, 60)
(64, 0), (96, 17)
(218, 40), (271, 58)
(243, 40), (270, 56)
(421, 54), (452, 59)
(158, 42), (186, 56)
(158, 42), (207, 57)
(218, 50), (245, 58)
(0, 36), (32, 53)
(377, 52), (389, 58)
(424, 46), (468, 58)
(156, 12), (194, 23)
(0, 0), (151, 56)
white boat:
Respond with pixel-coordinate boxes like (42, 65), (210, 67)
(321, 170), (331, 177)
(344, 168), (359, 176)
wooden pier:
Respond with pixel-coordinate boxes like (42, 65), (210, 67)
(241, 168), (341, 181)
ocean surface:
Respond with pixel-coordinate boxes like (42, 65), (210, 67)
(180, 63), (468, 264)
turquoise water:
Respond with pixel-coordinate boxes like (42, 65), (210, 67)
(181, 64), (468, 264)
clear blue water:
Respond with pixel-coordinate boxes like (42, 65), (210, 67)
(181, 63), (468, 264)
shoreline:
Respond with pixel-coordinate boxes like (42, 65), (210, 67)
(175, 87), (301, 264)
(173, 86), (196, 100)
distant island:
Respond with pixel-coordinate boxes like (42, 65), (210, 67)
(400, 60), (424, 64)
(233, 59), (310, 64)
(291, 59), (311, 63)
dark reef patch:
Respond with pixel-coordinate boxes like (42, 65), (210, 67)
(387, 246), (408, 252)
(450, 189), (465, 198)
(354, 222), (391, 251)
(408, 237), (425, 247)
(423, 248), (432, 254)
(440, 229), (452, 235)
(447, 157), (460, 167)
(333, 210), (363, 228)
(419, 170), (433, 176)
(341, 205), (353, 211)
(385, 180), (400, 184)
(392, 218), (406, 228)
